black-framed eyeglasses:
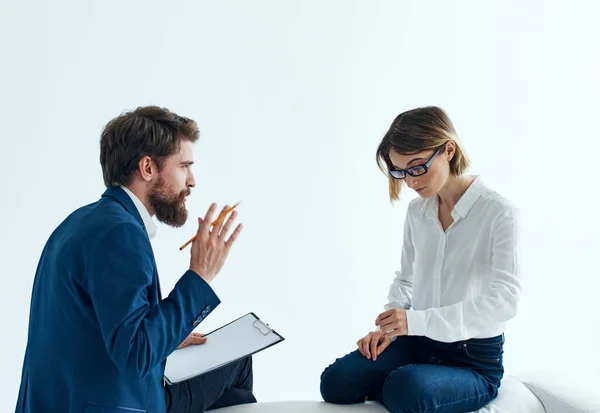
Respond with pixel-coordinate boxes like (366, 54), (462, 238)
(388, 148), (441, 180)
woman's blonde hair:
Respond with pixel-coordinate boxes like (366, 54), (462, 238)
(376, 106), (470, 201)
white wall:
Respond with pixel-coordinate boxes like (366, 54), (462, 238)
(1, 0), (599, 410)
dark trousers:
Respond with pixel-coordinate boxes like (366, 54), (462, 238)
(165, 356), (255, 413)
(320, 335), (505, 413)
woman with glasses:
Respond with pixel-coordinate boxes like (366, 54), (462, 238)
(320, 106), (521, 413)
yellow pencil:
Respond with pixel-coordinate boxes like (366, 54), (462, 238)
(179, 202), (242, 250)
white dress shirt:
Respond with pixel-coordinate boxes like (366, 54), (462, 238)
(385, 175), (521, 343)
(120, 185), (157, 240)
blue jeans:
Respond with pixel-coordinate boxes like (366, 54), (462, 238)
(320, 335), (504, 413)
(165, 356), (255, 413)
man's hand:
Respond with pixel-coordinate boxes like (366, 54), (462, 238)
(177, 332), (208, 349)
(190, 203), (243, 284)
(375, 308), (408, 338)
(357, 330), (391, 361)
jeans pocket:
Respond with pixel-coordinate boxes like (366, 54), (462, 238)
(461, 342), (502, 364)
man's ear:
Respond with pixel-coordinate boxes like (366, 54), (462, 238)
(138, 156), (156, 182)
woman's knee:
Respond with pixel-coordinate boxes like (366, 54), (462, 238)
(320, 362), (352, 404)
(320, 353), (366, 404)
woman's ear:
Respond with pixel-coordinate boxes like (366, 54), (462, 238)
(445, 141), (456, 161)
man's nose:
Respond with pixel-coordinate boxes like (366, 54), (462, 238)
(188, 171), (196, 188)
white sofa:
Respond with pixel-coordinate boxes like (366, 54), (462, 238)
(212, 370), (599, 413)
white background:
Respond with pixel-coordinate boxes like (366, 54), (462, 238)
(1, 0), (599, 410)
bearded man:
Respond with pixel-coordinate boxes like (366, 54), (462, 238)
(15, 106), (255, 413)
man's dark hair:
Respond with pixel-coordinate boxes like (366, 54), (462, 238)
(99, 106), (200, 187)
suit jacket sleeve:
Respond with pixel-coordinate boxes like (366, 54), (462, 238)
(86, 222), (220, 379)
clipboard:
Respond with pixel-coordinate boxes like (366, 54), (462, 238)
(164, 312), (284, 385)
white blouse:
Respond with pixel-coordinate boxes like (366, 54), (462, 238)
(385, 176), (521, 343)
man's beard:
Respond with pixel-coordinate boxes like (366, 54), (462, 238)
(148, 177), (190, 228)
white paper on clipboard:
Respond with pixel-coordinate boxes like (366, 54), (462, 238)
(164, 312), (284, 385)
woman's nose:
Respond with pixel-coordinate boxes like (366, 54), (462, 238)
(405, 175), (419, 189)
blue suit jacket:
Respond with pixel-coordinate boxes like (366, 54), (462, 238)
(15, 186), (220, 413)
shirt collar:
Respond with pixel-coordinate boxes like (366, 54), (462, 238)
(119, 185), (157, 240)
(453, 175), (484, 218)
(420, 175), (484, 220)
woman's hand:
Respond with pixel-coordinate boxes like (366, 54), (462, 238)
(375, 308), (408, 338)
(357, 330), (391, 361)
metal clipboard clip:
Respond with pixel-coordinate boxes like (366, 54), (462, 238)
(252, 319), (273, 336)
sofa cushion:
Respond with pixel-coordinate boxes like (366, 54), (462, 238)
(476, 376), (545, 413)
(518, 370), (600, 413)
(211, 376), (545, 412)
(212, 402), (387, 412)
